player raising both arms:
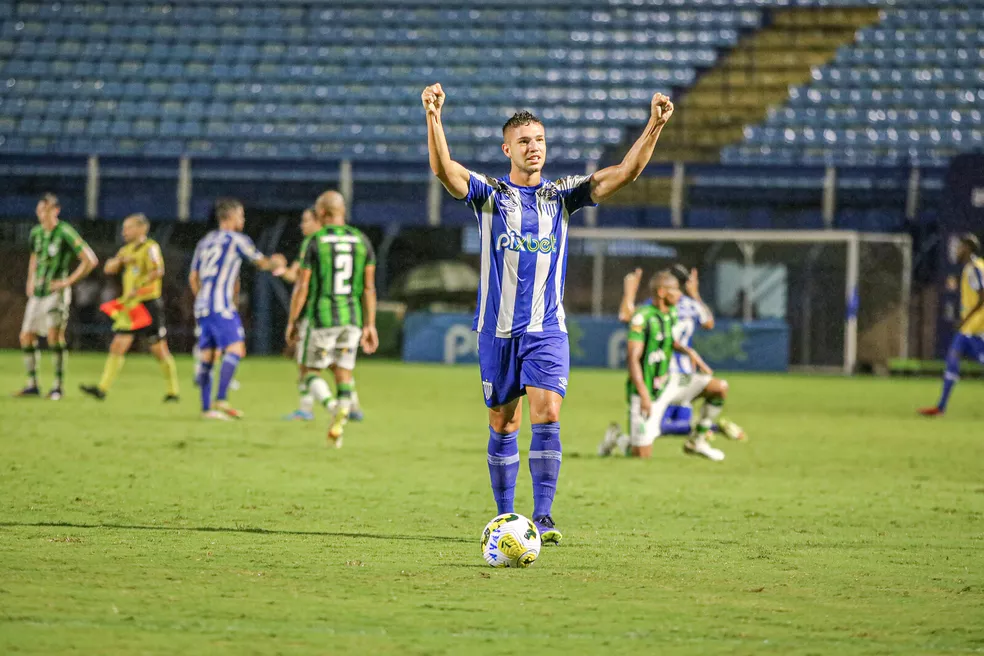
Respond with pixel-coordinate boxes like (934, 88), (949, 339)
(423, 81), (674, 543)
(15, 193), (98, 400)
(285, 191), (378, 447)
(80, 214), (180, 401)
(919, 233), (984, 416)
(190, 198), (287, 420)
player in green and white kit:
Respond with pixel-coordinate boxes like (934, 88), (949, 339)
(16, 194), (98, 399)
(285, 191), (378, 447)
(598, 271), (724, 460)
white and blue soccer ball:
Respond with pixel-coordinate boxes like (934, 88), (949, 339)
(481, 513), (541, 568)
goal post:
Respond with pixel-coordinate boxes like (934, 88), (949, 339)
(566, 228), (912, 374)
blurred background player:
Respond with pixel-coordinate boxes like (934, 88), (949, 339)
(190, 198), (287, 420)
(919, 233), (984, 416)
(80, 214), (179, 402)
(609, 265), (746, 442)
(285, 191), (378, 446)
(281, 206), (322, 421)
(601, 271), (721, 460)
(422, 81), (674, 543)
(15, 193), (98, 400)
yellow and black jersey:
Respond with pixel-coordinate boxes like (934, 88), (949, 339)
(118, 238), (163, 302)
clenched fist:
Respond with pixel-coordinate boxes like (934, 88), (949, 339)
(651, 93), (674, 126)
(421, 83), (446, 117)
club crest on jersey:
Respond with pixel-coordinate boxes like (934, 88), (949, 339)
(48, 242), (60, 256)
(495, 230), (558, 254)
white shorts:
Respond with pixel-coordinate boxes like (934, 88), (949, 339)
(296, 321), (361, 371)
(20, 290), (71, 335)
(629, 372), (712, 448)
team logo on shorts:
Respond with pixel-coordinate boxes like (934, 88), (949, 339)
(482, 380), (493, 400)
(558, 377), (568, 390)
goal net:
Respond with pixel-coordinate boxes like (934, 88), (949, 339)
(563, 228), (911, 373)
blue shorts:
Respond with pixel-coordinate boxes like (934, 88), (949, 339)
(478, 331), (570, 408)
(196, 314), (245, 351)
(949, 333), (984, 364)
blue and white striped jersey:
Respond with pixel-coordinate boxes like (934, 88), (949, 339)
(465, 172), (595, 338)
(191, 230), (263, 319)
(671, 294), (713, 374)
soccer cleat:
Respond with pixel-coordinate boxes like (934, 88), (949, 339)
(202, 409), (231, 421)
(918, 407), (944, 417)
(718, 418), (747, 441)
(349, 408), (365, 422)
(163, 394), (180, 403)
(684, 437), (725, 462)
(47, 388), (63, 401)
(215, 401), (244, 419)
(534, 515), (563, 545)
(13, 386), (41, 398)
(328, 406), (350, 443)
(597, 422), (621, 457)
(283, 409), (315, 421)
(79, 384), (106, 401)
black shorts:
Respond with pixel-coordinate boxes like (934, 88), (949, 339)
(117, 297), (167, 342)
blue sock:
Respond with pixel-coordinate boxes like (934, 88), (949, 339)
(487, 428), (520, 515)
(216, 352), (240, 402)
(198, 362), (213, 412)
(529, 422), (562, 519)
(937, 352), (960, 412)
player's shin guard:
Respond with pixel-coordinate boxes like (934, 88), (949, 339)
(487, 428), (520, 514)
(160, 354), (179, 396)
(52, 341), (66, 389)
(198, 361), (213, 412)
(22, 345), (38, 387)
(529, 422), (562, 519)
(216, 352), (240, 401)
(698, 397), (725, 434)
(350, 378), (360, 412)
(97, 353), (125, 393)
(937, 350), (961, 412)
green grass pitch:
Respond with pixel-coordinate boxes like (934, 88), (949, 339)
(1, 351), (982, 655)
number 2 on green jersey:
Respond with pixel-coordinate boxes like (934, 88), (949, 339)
(333, 245), (353, 295)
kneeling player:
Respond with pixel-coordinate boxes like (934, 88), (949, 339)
(80, 214), (179, 401)
(598, 271), (725, 460)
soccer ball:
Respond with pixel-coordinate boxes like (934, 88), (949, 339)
(481, 513), (541, 568)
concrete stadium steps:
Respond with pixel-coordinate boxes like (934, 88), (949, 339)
(651, 7), (880, 163)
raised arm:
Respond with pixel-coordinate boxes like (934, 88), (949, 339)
(589, 93), (674, 204)
(685, 268), (715, 330)
(618, 268), (643, 323)
(422, 83), (470, 200)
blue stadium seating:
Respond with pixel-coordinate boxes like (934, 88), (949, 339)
(724, 7), (984, 166)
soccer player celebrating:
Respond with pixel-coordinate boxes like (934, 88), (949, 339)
(189, 198), (287, 420)
(422, 82), (674, 543)
(80, 214), (180, 401)
(15, 193), (98, 400)
(919, 233), (984, 416)
(285, 191), (378, 446)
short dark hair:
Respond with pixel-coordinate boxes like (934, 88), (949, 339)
(502, 111), (543, 137)
(41, 192), (59, 207)
(960, 232), (981, 254)
(214, 197), (243, 222)
(670, 264), (691, 286)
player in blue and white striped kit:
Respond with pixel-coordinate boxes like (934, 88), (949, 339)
(189, 198), (286, 420)
(422, 82), (675, 543)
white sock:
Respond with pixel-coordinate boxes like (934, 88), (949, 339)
(615, 433), (630, 454)
(350, 388), (360, 412)
(699, 401), (724, 431)
(308, 377), (333, 409)
(299, 394), (314, 414)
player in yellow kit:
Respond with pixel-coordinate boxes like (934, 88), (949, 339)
(80, 214), (180, 401)
(919, 233), (984, 416)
